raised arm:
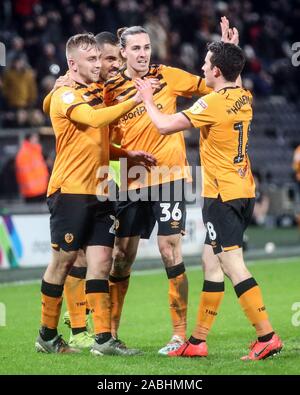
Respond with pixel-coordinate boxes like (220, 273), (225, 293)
(220, 16), (242, 86)
(220, 16), (239, 45)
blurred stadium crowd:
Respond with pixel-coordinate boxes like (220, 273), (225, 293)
(0, 0), (300, 227)
(0, 0), (299, 128)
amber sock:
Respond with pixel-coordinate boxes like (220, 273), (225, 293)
(192, 280), (225, 341)
(40, 280), (63, 336)
(109, 274), (130, 338)
(86, 279), (111, 335)
(166, 262), (188, 339)
(234, 277), (274, 337)
(64, 266), (87, 330)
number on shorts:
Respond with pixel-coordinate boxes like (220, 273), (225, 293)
(109, 215), (116, 234)
(207, 221), (217, 240)
(160, 202), (182, 222)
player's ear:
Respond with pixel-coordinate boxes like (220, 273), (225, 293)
(120, 47), (127, 60)
(214, 66), (221, 78)
(68, 58), (77, 72)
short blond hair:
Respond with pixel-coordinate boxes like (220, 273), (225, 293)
(66, 33), (97, 58)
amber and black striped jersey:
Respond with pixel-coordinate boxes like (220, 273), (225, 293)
(48, 81), (110, 196)
(104, 64), (212, 190)
(182, 87), (255, 201)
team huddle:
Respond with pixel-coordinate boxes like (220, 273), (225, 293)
(36, 17), (283, 360)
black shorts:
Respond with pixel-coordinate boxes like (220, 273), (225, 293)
(116, 180), (186, 239)
(202, 196), (255, 255)
(47, 190), (115, 251)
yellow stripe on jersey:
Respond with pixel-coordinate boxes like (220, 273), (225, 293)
(223, 245), (240, 251)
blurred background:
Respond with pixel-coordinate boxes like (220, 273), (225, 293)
(0, 0), (300, 277)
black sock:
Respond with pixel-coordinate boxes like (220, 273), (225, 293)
(95, 332), (112, 344)
(72, 327), (87, 335)
(39, 326), (58, 341)
(189, 335), (205, 345)
(258, 332), (274, 342)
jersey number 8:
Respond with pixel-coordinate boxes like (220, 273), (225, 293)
(207, 221), (217, 240)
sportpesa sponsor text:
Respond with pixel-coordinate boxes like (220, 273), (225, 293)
(120, 103), (163, 122)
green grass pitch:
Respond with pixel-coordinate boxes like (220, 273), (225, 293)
(0, 257), (300, 375)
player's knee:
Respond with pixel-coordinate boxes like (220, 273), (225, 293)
(53, 250), (78, 273)
(88, 264), (111, 279)
(158, 238), (180, 264)
(73, 249), (87, 267)
(159, 245), (173, 262)
(202, 250), (217, 275)
(111, 260), (131, 278)
(219, 249), (244, 279)
(201, 248), (210, 267)
(111, 262), (131, 278)
(219, 259), (238, 281)
(113, 247), (135, 268)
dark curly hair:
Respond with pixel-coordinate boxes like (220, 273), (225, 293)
(207, 41), (245, 82)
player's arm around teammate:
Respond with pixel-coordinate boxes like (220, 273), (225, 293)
(36, 33), (153, 356)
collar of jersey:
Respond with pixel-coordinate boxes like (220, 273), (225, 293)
(216, 85), (240, 93)
(121, 67), (153, 81)
(74, 81), (88, 89)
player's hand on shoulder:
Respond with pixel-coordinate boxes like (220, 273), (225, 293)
(53, 72), (75, 91)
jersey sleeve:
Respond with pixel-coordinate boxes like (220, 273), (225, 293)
(43, 90), (54, 115)
(162, 66), (201, 97)
(50, 87), (86, 118)
(51, 87), (86, 118)
(103, 78), (119, 106)
(182, 94), (217, 128)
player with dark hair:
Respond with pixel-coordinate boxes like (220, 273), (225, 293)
(135, 40), (283, 360)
